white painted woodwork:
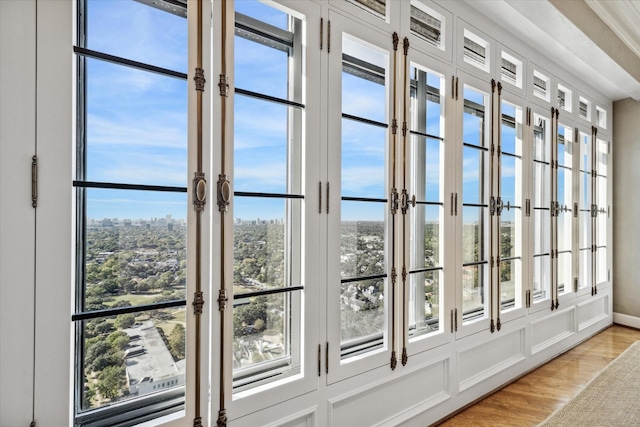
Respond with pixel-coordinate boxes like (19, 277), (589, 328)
(0, 0), (622, 425)
(0, 1), (36, 425)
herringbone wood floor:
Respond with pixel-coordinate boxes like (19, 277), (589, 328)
(435, 324), (640, 427)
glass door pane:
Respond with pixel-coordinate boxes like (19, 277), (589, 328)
(408, 64), (445, 340)
(233, 0), (305, 392)
(499, 100), (523, 313)
(339, 34), (389, 362)
(532, 114), (551, 305)
(596, 139), (608, 284)
(557, 123), (573, 295)
(461, 83), (489, 326)
(578, 131), (592, 290)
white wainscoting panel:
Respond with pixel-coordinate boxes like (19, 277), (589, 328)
(530, 307), (575, 355)
(328, 356), (450, 427)
(458, 328), (526, 392)
(577, 295), (610, 331)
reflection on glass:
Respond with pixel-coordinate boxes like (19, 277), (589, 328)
(348, 0), (386, 17)
(581, 172), (591, 211)
(533, 256), (549, 300)
(233, 292), (292, 374)
(462, 206), (483, 264)
(342, 40), (387, 123)
(83, 189), (187, 309)
(409, 270), (440, 338)
(580, 134), (592, 173)
(533, 209), (550, 255)
(234, 35), (288, 100)
(597, 212), (607, 247)
(500, 103), (519, 155)
(87, 0), (187, 72)
(534, 162), (550, 208)
(597, 175), (607, 246)
(410, 66), (444, 138)
(411, 205), (440, 269)
(81, 308), (186, 411)
(462, 146), (484, 205)
(341, 278), (385, 356)
(597, 139), (608, 177)
(579, 249), (592, 289)
(557, 168), (572, 206)
(500, 259), (518, 309)
(500, 219), (517, 259)
(462, 264), (484, 320)
(233, 198), (300, 292)
(340, 202), (385, 279)
(558, 211), (572, 252)
(411, 135), (442, 202)
(558, 252), (572, 295)
(534, 118), (549, 162)
(501, 155), (517, 206)
(580, 211), (592, 249)
(558, 130), (573, 168)
(597, 248), (607, 283)
(235, 0), (289, 30)
(234, 97), (291, 193)
(342, 119), (386, 199)
(85, 59), (187, 187)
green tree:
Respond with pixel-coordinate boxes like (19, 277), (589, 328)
(86, 341), (111, 366)
(97, 365), (125, 401)
(107, 331), (129, 351)
(169, 324), (185, 360)
(115, 313), (135, 329)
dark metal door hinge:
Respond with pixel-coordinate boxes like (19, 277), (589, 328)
(318, 344), (321, 376)
(326, 182), (330, 214)
(325, 342), (329, 374)
(454, 193), (458, 216)
(320, 18), (323, 51)
(452, 76), (455, 99)
(451, 309), (454, 333)
(31, 155), (37, 208)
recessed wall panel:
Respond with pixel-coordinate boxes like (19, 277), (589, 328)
(329, 358), (449, 427)
(531, 308), (575, 355)
(458, 328), (525, 391)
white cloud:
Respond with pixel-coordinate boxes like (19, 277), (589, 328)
(342, 167), (385, 195)
(87, 113), (186, 150)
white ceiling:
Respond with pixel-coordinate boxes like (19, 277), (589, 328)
(464, 0), (640, 101)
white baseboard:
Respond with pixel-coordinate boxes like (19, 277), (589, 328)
(613, 312), (640, 329)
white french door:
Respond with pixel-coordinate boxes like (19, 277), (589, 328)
(326, 10), (395, 383)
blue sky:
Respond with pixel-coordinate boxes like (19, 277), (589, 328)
(84, 0), (518, 224)
(84, 0), (187, 220)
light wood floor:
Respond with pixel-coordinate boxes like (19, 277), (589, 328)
(436, 324), (640, 427)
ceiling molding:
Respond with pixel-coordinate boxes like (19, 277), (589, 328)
(463, 0), (640, 101)
(585, 0), (640, 62)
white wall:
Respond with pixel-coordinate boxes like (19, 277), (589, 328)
(0, 1), (37, 425)
(613, 98), (640, 321)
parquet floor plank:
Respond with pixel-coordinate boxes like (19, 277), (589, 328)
(436, 325), (640, 426)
